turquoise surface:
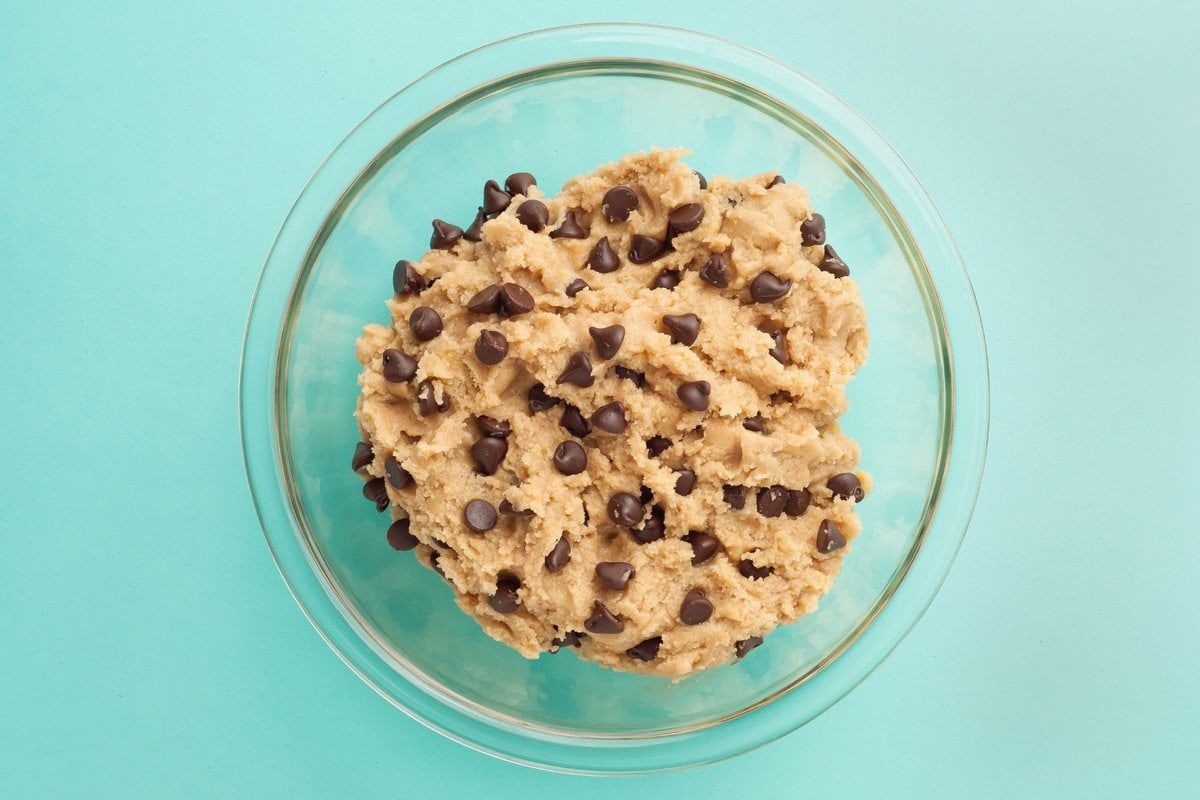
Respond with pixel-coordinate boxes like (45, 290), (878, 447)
(2, 1), (1196, 796)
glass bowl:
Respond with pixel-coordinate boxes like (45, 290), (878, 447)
(240, 24), (988, 774)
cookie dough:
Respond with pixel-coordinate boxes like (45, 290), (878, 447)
(352, 150), (869, 677)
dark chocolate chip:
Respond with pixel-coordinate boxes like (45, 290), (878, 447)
(652, 269), (681, 290)
(587, 237), (620, 273)
(680, 588), (713, 625)
(666, 203), (704, 238)
(464, 499), (498, 532)
(382, 348), (417, 382)
(698, 254), (729, 288)
(626, 636), (662, 661)
(674, 468), (697, 496)
(632, 508), (666, 544)
(516, 199), (549, 232)
(818, 245), (850, 278)
(385, 458), (411, 490)
(499, 499), (534, 517)
(550, 630), (582, 651)
(430, 219), (463, 250)
(393, 260), (426, 295)
(527, 383), (561, 413)
(693, 169), (707, 190)
(662, 313), (701, 346)
(504, 172), (537, 196)
(595, 561), (635, 590)
(800, 212), (826, 245)
(470, 437), (508, 475)
(588, 324), (625, 359)
(767, 174), (786, 188)
(614, 365), (647, 388)
(646, 436), (672, 458)
(549, 210), (587, 239)
(430, 538), (451, 550)
(351, 441), (373, 471)
(677, 380), (711, 411)
(628, 234), (666, 263)
(386, 518), (418, 551)
(743, 413), (766, 433)
(428, 550), (445, 578)
(602, 185), (639, 222)
(467, 284), (502, 314)
(607, 492), (644, 527)
(738, 559), (773, 580)
(565, 278), (590, 297)
(499, 283), (535, 315)
(757, 485), (788, 518)
(786, 488), (812, 517)
(817, 519), (847, 553)
(750, 271), (793, 303)
(476, 415), (511, 438)
(590, 402), (626, 434)
(684, 531), (720, 565)
(463, 207), (486, 242)
(545, 537), (571, 572)
(735, 636), (764, 658)
(723, 485), (746, 509)
(552, 441), (588, 475)
(639, 486), (655, 505)
(409, 306), (443, 340)
(474, 330), (508, 365)
(584, 601), (624, 634)
(483, 180), (512, 216)
(363, 477), (389, 512)
(827, 472), (864, 502)
(560, 405), (591, 438)
(489, 575), (520, 614)
(557, 351), (594, 387)
(416, 379), (450, 416)
(766, 327), (788, 364)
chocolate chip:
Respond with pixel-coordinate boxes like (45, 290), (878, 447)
(351, 441), (373, 471)
(550, 210), (587, 239)
(632, 505), (665, 544)
(828, 472), (864, 502)
(735, 636), (764, 658)
(766, 327), (788, 364)
(557, 351), (594, 387)
(679, 588), (713, 625)
(587, 237), (620, 273)
(614, 366), (647, 388)
(527, 383), (561, 413)
(648, 270), (684, 294)
(723, 485), (746, 509)
(416, 379), (450, 416)
(684, 531), (720, 565)
(587, 324), (625, 360)
(430, 219), (463, 250)
(602, 185), (639, 222)
(785, 488), (811, 517)
(505, 172), (536, 195)
(818, 245), (850, 278)
(430, 538), (451, 550)
(409, 306), (443, 340)
(463, 207), (486, 242)
(738, 559), (773, 580)
(499, 283), (535, 315)
(662, 313), (701, 346)
(817, 519), (846, 553)
(743, 413), (766, 433)
(595, 561), (635, 590)
(560, 404), (591, 438)
(750, 271), (793, 303)
(393, 260), (426, 295)
(698, 254), (729, 288)
(498, 499), (534, 517)
(363, 478), (389, 512)
(666, 203), (704, 238)
(565, 278), (590, 297)
(674, 468), (697, 496)
(428, 550), (445, 578)
(628, 234), (666, 263)
(627, 636), (662, 661)
(607, 492), (644, 527)
(516, 199), (549, 232)
(386, 518), (418, 551)
(677, 380), (711, 411)
(483, 180), (512, 216)
(639, 486), (655, 505)
(646, 436), (672, 458)
(552, 441), (588, 475)
(757, 485), (788, 517)
(589, 402), (626, 434)
(466, 284), (500, 314)
(385, 458), (411, 490)
(464, 499), (498, 532)
(800, 212), (825, 245)
(489, 575), (520, 614)
(550, 630), (582, 651)
(767, 174), (786, 188)
(584, 601), (623, 634)
(545, 537), (571, 572)
(474, 330), (508, 365)
(470, 437), (508, 475)
(476, 416), (511, 438)
(381, 348), (417, 382)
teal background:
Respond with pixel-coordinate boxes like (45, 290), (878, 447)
(1, 1), (1196, 796)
